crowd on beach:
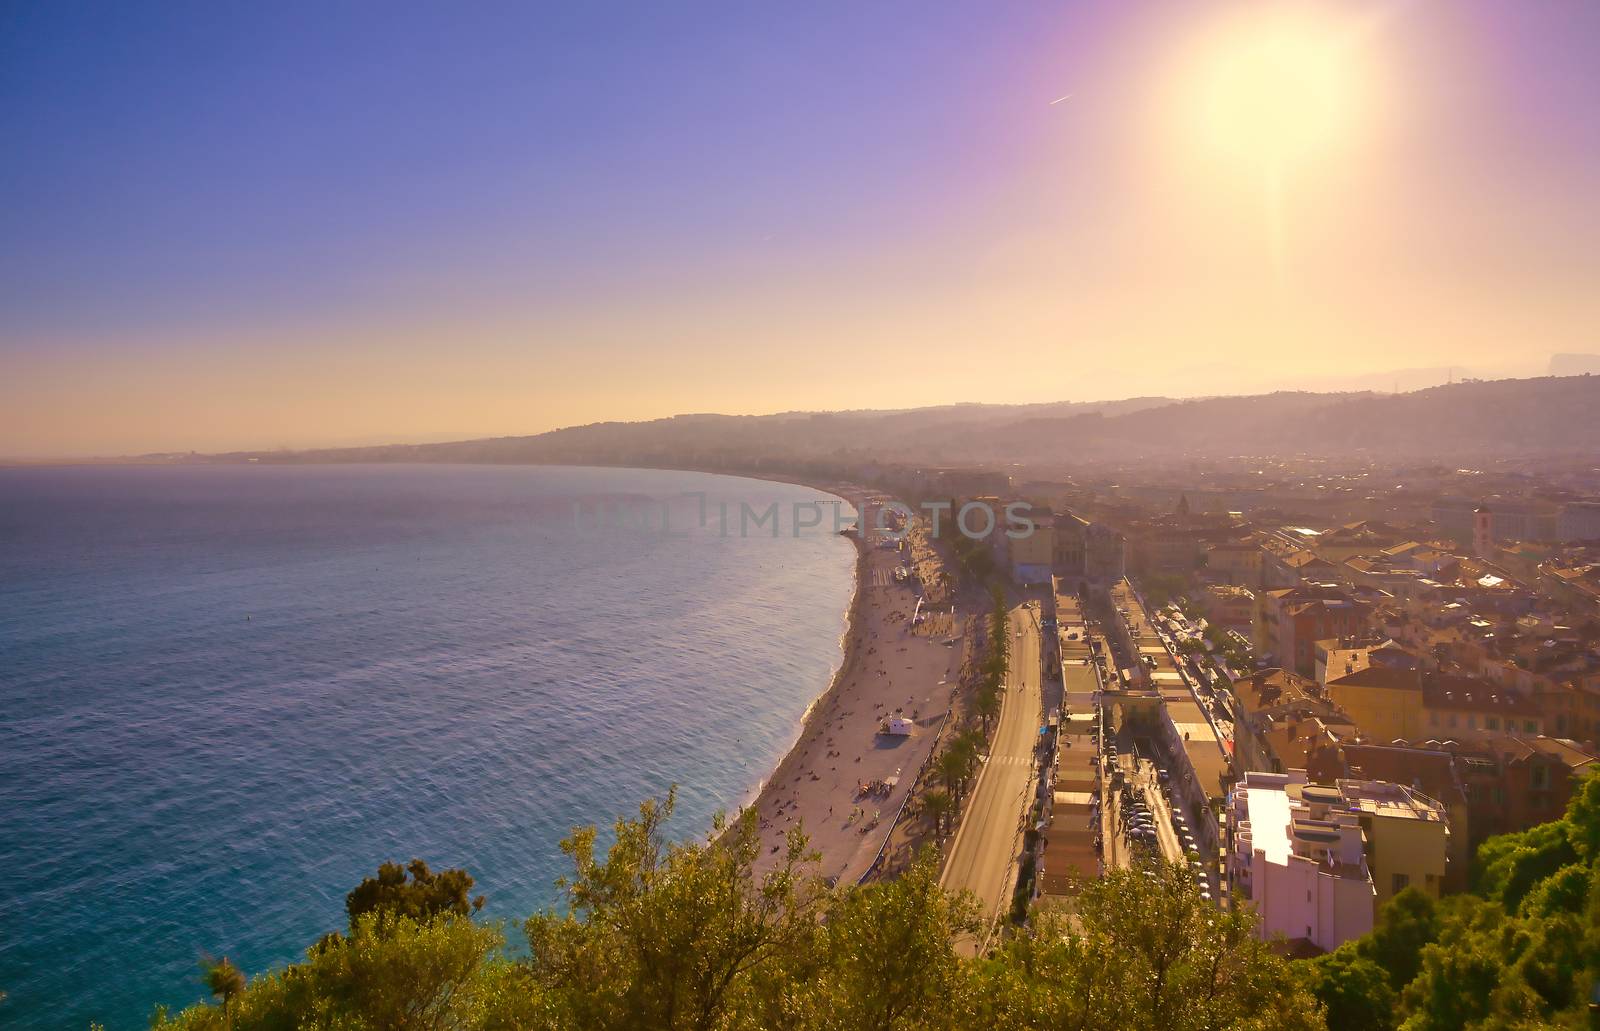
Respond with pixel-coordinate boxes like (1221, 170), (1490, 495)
(747, 528), (966, 879)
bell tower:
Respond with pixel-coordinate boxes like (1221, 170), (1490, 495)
(1473, 506), (1492, 558)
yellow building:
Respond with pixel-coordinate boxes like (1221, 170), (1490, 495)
(1336, 779), (1450, 905)
(1325, 667), (1426, 742)
(1327, 668), (1545, 744)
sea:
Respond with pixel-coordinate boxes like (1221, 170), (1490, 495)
(0, 463), (857, 1029)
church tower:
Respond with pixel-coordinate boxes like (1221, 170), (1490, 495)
(1473, 506), (1493, 558)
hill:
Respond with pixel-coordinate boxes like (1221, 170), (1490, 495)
(198, 375), (1600, 470)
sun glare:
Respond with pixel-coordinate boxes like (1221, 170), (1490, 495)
(1159, 4), (1382, 279)
(1186, 7), (1371, 169)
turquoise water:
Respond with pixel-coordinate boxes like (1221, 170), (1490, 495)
(0, 464), (855, 1029)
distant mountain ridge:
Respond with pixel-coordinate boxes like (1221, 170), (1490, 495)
(201, 375), (1600, 469)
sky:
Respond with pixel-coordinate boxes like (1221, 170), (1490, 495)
(2, 0), (1598, 457)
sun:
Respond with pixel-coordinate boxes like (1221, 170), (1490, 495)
(1184, 6), (1372, 170)
(1159, 4), (1381, 279)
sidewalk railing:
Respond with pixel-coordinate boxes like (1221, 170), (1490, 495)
(857, 707), (952, 884)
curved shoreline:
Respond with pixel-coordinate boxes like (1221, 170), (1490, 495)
(731, 483), (966, 885)
(735, 526), (869, 811)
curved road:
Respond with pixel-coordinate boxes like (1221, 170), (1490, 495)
(939, 601), (1043, 955)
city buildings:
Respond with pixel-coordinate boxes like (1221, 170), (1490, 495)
(1256, 583), (1370, 676)
(1022, 463), (1600, 938)
(1226, 772), (1449, 952)
(1230, 669), (1356, 775)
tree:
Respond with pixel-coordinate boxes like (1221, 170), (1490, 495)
(801, 852), (978, 1031)
(1474, 820), (1576, 911)
(156, 915), (520, 1031)
(921, 789), (954, 842)
(1310, 772), (1600, 1031)
(974, 686), (1000, 735)
(145, 799), (1344, 1031)
(523, 790), (825, 1031)
(1562, 770), (1600, 863)
(345, 858), (485, 931)
(1303, 945), (1396, 1031)
(937, 747), (972, 806)
(202, 958), (245, 1031)
(968, 860), (1324, 1031)
(1396, 895), (1507, 1031)
(1364, 887), (1438, 991)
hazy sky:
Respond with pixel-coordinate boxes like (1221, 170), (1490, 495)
(3, 1), (1598, 457)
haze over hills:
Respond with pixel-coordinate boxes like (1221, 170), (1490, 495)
(182, 375), (1600, 471)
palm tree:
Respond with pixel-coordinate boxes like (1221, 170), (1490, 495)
(952, 728), (985, 769)
(203, 956), (246, 1030)
(936, 748), (970, 806)
(975, 686), (1001, 734)
(921, 789), (954, 841)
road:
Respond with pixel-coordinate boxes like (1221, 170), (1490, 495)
(939, 601), (1043, 955)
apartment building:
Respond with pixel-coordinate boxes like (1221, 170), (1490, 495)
(1200, 584), (1255, 633)
(1325, 667), (1544, 743)
(1339, 778), (1450, 906)
(1226, 772), (1375, 953)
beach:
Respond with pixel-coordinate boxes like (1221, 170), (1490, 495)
(747, 504), (971, 884)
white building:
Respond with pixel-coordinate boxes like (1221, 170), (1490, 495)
(1227, 771), (1375, 953)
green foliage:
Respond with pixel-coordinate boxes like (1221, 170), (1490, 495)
(202, 958), (245, 1008)
(798, 854), (978, 1031)
(1521, 863), (1591, 919)
(950, 531), (995, 585)
(1202, 624), (1253, 671)
(1563, 772), (1600, 863)
(920, 788), (954, 840)
(1365, 888), (1439, 991)
(150, 794), (1331, 1031)
(522, 790), (823, 1031)
(1139, 574), (1190, 610)
(931, 727), (987, 820)
(154, 913), (519, 1031)
(200, 957), (245, 1031)
(974, 685), (1000, 730)
(1474, 821), (1577, 912)
(972, 861), (1323, 1031)
(345, 858), (485, 931)
(1304, 946), (1396, 1031)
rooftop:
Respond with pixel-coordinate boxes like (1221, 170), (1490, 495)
(1337, 778), (1448, 823)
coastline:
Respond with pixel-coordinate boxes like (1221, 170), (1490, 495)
(742, 483), (969, 885)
